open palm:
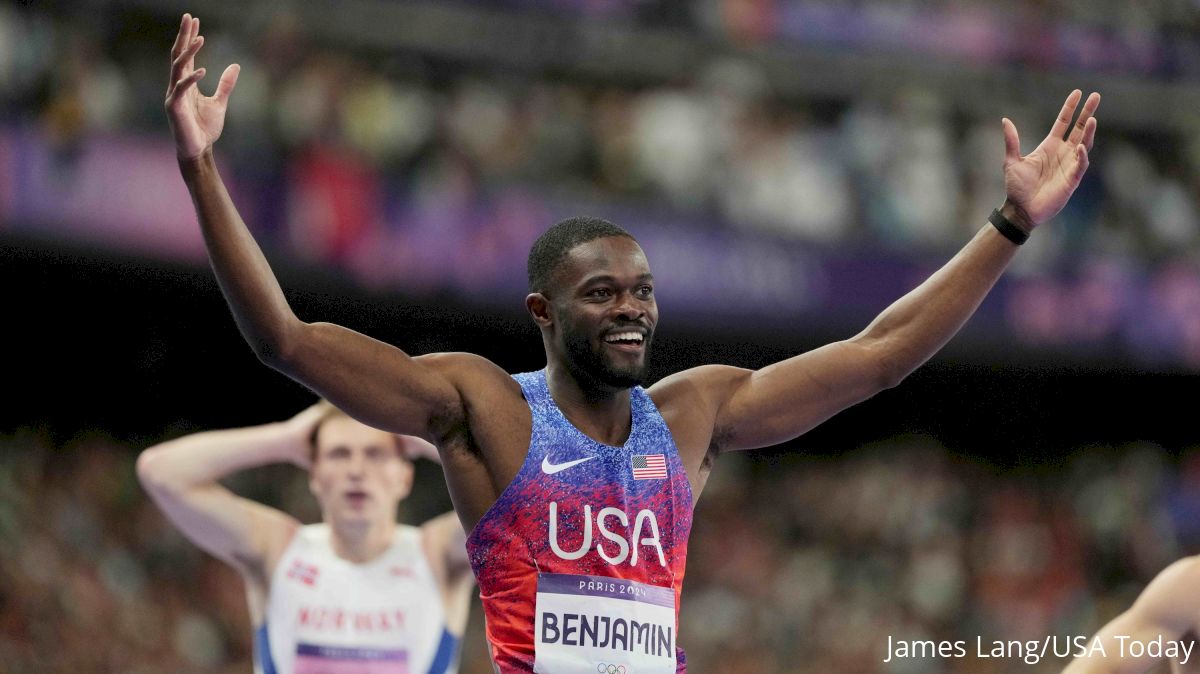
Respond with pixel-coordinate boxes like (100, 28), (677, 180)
(1002, 90), (1100, 230)
(164, 14), (240, 160)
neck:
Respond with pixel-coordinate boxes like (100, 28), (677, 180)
(328, 517), (396, 564)
(545, 360), (633, 446)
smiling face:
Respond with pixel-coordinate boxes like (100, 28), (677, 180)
(538, 236), (658, 390)
(308, 416), (413, 529)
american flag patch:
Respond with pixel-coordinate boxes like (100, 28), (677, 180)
(631, 454), (667, 480)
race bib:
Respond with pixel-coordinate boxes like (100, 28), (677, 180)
(534, 573), (677, 674)
(294, 643), (408, 674)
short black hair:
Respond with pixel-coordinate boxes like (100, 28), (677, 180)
(527, 216), (636, 295)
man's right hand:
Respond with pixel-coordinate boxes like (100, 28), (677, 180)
(283, 401), (336, 469)
(164, 13), (240, 160)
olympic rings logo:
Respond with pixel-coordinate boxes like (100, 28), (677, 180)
(596, 664), (627, 674)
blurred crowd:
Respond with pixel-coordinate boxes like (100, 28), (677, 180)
(3, 3), (1200, 268)
(2, 428), (1197, 673)
(486, 0), (1200, 79)
(684, 440), (1200, 673)
(0, 430), (255, 674)
(421, 0), (1199, 38)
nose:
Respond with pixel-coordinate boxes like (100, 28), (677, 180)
(347, 452), (367, 479)
(614, 291), (645, 322)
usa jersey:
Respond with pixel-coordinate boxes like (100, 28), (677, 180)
(466, 369), (694, 673)
(257, 524), (460, 674)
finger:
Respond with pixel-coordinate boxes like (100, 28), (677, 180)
(1081, 116), (1097, 151)
(1072, 144), (1089, 182)
(169, 40), (199, 91)
(1068, 92), (1101, 145)
(214, 64), (241, 106)
(1049, 89), (1082, 140)
(170, 36), (204, 86)
(1002, 117), (1021, 165)
(169, 67), (206, 103)
(185, 17), (201, 73)
(170, 13), (190, 60)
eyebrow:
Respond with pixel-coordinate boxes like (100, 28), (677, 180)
(580, 273), (654, 286)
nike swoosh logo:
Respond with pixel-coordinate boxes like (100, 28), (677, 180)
(541, 455), (597, 475)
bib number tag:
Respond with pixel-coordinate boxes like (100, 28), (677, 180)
(295, 643), (409, 674)
(534, 573), (676, 674)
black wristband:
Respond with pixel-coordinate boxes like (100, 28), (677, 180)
(989, 208), (1030, 245)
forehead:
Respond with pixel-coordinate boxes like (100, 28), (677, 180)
(315, 416), (397, 450)
(556, 236), (651, 287)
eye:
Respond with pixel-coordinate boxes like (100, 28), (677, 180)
(588, 287), (612, 298)
(636, 285), (653, 298)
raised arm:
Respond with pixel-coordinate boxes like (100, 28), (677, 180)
(164, 14), (461, 440)
(399, 434), (443, 464)
(136, 404), (325, 576)
(421, 510), (475, 634)
(1062, 557), (1200, 674)
(663, 90), (1100, 452)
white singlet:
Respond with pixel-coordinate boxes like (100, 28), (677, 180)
(256, 524), (459, 674)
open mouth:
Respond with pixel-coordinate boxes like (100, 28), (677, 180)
(603, 330), (646, 352)
(344, 491), (369, 507)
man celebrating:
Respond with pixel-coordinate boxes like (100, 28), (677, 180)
(138, 403), (473, 674)
(164, 12), (1099, 672)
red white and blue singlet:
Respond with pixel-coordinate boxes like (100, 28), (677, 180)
(466, 369), (694, 673)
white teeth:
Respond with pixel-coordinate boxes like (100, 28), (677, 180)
(605, 332), (644, 343)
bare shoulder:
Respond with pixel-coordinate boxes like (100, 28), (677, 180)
(249, 507), (302, 588)
(648, 364), (752, 427)
(648, 365), (752, 478)
(1150, 556), (1200, 595)
(410, 353), (531, 507)
(648, 364), (751, 406)
(419, 511), (471, 579)
(419, 510), (464, 541)
(415, 352), (521, 395)
(1133, 556), (1200, 623)
(412, 352), (523, 433)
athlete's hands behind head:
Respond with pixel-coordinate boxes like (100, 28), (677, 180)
(165, 13), (240, 160)
(286, 400), (441, 468)
(1001, 89), (1101, 232)
(283, 401), (337, 469)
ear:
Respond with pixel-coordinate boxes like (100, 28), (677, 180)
(400, 459), (415, 494)
(307, 469), (320, 500)
(526, 292), (554, 329)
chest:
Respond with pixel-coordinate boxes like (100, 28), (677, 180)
(270, 549), (442, 639)
(264, 553), (449, 674)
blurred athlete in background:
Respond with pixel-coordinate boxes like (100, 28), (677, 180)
(138, 402), (473, 674)
(1062, 557), (1200, 673)
(163, 12), (1099, 673)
